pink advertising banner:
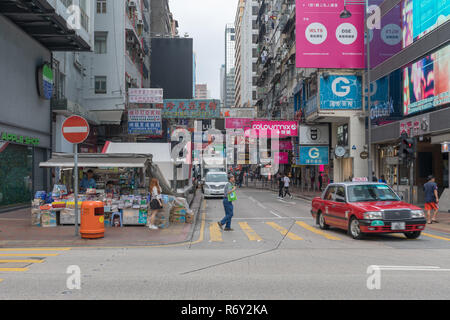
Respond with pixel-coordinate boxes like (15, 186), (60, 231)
(251, 121), (299, 137)
(225, 118), (254, 129)
(296, 0), (365, 69)
(279, 140), (293, 150)
(275, 152), (289, 165)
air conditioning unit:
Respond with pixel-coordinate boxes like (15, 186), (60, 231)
(127, 36), (134, 43)
(128, 1), (136, 9)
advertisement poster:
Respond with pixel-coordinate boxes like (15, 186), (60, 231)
(369, 0), (403, 68)
(403, 45), (450, 116)
(155, 100), (221, 119)
(275, 152), (289, 165)
(402, 0), (450, 49)
(296, 0), (365, 69)
(128, 109), (162, 135)
(320, 75), (362, 110)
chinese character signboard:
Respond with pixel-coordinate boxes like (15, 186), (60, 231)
(296, 0), (365, 68)
(156, 99), (221, 119)
(128, 109), (162, 135)
(128, 89), (163, 104)
(298, 146), (329, 165)
(320, 75), (362, 110)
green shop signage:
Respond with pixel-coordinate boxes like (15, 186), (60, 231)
(37, 63), (54, 100)
(1, 132), (39, 146)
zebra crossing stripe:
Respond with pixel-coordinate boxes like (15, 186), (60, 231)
(239, 222), (263, 241)
(266, 222), (303, 240)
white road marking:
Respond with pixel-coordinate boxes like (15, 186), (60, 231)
(270, 211), (282, 218)
(257, 202), (267, 209)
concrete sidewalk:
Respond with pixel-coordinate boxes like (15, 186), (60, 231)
(243, 180), (450, 234)
(0, 191), (203, 248)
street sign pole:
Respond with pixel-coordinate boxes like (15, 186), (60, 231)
(62, 115), (89, 237)
(74, 144), (79, 236)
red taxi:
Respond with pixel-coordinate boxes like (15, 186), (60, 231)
(311, 182), (427, 239)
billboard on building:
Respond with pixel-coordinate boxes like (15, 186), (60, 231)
(402, 0), (450, 49)
(320, 75), (363, 110)
(297, 146), (330, 165)
(403, 45), (450, 116)
(299, 124), (329, 145)
(369, 0), (403, 68)
(296, 0), (365, 69)
(150, 38), (193, 99)
(251, 121), (299, 137)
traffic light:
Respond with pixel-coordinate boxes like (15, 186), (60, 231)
(399, 133), (416, 165)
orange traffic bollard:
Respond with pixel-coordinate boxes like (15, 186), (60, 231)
(80, 201), (105, 239)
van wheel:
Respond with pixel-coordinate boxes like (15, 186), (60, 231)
(404, 231), (421, 239)
(318, 212), (329, 230)
(349, 217), (364, 240)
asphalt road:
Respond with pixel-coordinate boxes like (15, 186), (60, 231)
(0, 188), (449, 300)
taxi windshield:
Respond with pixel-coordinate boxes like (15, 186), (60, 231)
(347, 185), (400, 202)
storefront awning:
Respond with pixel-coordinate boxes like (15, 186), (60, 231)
(91, 110), (124, 125)
(39, 153), (152, 168)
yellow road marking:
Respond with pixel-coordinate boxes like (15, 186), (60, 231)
(295, 221), (341, 240)
(423, 232), (450, 241)
(0, 268), (29, 272)
(0, 260), (44, 264)
(209, 222), (223, 242)
(0, 254), (58, 257)
(239, 222), (263, 241)
(0, 248), (71, 252)
(266, 222), (303, 240)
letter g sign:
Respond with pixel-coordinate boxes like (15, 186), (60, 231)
(309, 147), (320, 159)
(332, 77), (351, 97)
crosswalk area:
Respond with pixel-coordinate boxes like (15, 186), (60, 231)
(0, 248), (71, 284)
(205, 219), (450, 244)
(207, 219), (343, 243)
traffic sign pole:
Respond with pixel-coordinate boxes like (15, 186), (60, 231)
(61, 116), (89, 238)
(74, 144), (79, 236)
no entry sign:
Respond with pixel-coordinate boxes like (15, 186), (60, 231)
(62, 116), (89, 144)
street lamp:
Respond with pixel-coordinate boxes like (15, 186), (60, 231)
(339, 0), (373, 181)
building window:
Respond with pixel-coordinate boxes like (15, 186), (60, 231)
(95, 76), (107, 94)
(94, 32), (107, 54)
(97, 0), (107, 14)
(231, 35), (235, 41)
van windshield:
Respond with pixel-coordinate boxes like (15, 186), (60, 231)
(206, 174), (228, 183)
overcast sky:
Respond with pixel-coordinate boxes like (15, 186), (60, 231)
(169, 0), (239, 100)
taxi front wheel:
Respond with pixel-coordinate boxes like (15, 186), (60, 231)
(349, 217), (364, 240)
(404, 231), (421, 239)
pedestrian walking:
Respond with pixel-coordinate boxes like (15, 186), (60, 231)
(379, 175), (387, 183)
(284, 174), (293, 199)
(318, 173), (323, 191)
(424, 175), (439, 224)
(372, 172), (378, 182)
(218, 175), (237, 231)
(277, 173), (284, 199)
(148, 178), (163, 230)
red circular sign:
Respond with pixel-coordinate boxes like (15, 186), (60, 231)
(62, 116), (90, 144)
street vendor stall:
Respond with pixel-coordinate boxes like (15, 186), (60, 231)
(35, 153), (193, 229)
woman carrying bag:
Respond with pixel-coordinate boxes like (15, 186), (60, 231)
(148, 178), (163, 230)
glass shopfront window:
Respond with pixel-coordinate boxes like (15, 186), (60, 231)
(0, 143), (33, 209)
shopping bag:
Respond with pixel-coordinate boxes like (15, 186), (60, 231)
(227, 191), (237, 202)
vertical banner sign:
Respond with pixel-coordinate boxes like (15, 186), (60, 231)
(296, 0), (365, 68)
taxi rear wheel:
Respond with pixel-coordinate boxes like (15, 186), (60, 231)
(318, 212), (329, 230)
(349, 217), (364, 240)
(404, 231), (421, 239)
